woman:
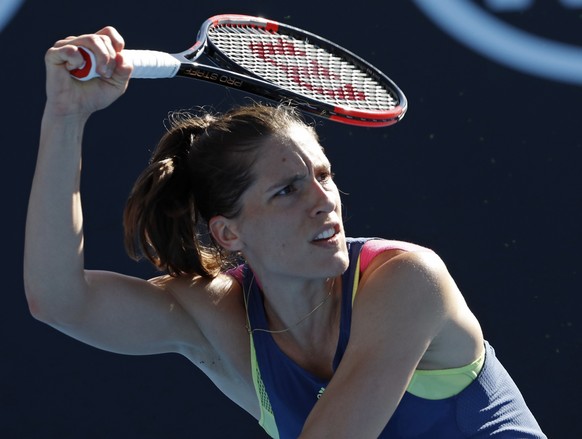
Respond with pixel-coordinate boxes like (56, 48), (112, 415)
(24, 26), (546, 438)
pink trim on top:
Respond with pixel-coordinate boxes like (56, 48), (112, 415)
(359, 239), (431, 273)
(226, 264), (245, 284)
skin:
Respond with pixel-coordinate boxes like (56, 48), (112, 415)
(24, 26), (484, 438)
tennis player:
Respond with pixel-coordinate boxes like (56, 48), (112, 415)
(24, 27), (547, 438)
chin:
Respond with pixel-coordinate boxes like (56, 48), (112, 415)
(330, 238), (350, 275)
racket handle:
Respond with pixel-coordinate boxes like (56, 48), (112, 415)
(70, 47), (181, 80)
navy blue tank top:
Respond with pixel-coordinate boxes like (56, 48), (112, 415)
(244, 238), (546, 438)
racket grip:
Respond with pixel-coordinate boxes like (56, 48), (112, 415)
(123, 49), (181, 78)
(70, 47), (181, 80)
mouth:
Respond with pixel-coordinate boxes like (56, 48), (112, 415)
(312, 224), (340, 242)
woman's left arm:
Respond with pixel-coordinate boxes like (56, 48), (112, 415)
(299, 249), (466, 438)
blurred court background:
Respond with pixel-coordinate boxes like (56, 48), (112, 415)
(3, 1), (580, 437)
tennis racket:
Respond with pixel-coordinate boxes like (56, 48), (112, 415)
(71, 14), (407, 127)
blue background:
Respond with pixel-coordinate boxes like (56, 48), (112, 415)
(3, 1), (579, 437)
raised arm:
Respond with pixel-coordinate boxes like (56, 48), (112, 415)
(23, 27), (205, 357)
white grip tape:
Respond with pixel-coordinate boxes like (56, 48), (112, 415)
(123, 50), (181, 79)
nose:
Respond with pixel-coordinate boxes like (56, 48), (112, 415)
(308, 178), (336, 217)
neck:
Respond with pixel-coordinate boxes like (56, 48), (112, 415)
(246, 272), (341, 337)
(263, 275), (342, 379)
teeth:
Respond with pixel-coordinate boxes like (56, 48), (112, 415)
(315, 227), (335, 240)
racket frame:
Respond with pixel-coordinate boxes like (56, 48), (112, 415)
(175, 14), (407, 127)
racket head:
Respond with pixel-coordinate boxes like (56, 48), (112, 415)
(197, 14), (407, 127)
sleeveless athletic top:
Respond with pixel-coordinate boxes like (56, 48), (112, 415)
(231, 237), (546, 438)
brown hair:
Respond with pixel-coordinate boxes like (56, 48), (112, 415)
(123, 103), (312, 278)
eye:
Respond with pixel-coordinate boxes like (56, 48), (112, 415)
(318, 170), (335, 185)
(275, 184), (297, 197)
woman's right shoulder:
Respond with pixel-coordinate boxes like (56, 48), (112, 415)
(150, 272), (248, 351)
(149, 272), (244, 310)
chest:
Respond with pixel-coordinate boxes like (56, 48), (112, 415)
(269, 324), (340, 381)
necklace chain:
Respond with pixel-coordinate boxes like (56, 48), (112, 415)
(243, 274), (335, 335)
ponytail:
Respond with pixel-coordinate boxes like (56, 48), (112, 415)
(123, 103), (310, 278)
(124, 114), (222, 277)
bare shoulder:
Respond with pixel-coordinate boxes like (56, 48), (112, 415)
(354, 248), (484, 369)
(154, 272), (250, 362)
(358, 247), (449, 300)
(151, 272), (247, 336)
(150, 272), (240, 305)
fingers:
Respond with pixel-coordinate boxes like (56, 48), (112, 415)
(49, 26), (126, 79)
(96, 26), (125, 53)
(45, 44), (85, 73)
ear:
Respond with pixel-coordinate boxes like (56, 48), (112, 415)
(209, 215), (244, 252)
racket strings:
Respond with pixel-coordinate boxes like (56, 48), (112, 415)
(208, 25), (398, 112)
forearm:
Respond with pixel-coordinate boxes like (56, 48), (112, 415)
(24, 109), (90, 320)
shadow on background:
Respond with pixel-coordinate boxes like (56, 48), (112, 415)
(3, 1), (579, 437)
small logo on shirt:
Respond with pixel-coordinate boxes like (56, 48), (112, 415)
(317, 387), (326, 399)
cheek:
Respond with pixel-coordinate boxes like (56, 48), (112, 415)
(252, 214), (303, 255)
(243, 221), (302, 269)
(241, 213), (288, 246)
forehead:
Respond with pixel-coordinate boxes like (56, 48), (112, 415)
(257, 124), (328, 170)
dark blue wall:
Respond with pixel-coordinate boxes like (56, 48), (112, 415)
(4, 1), (579, 437)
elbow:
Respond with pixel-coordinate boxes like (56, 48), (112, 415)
(23, 261), (54, 323)
(26, 294), (44, 321)
(24, 274), (43, 320)
(24, 281), (56, 324)
(23, 277), (77, 326)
